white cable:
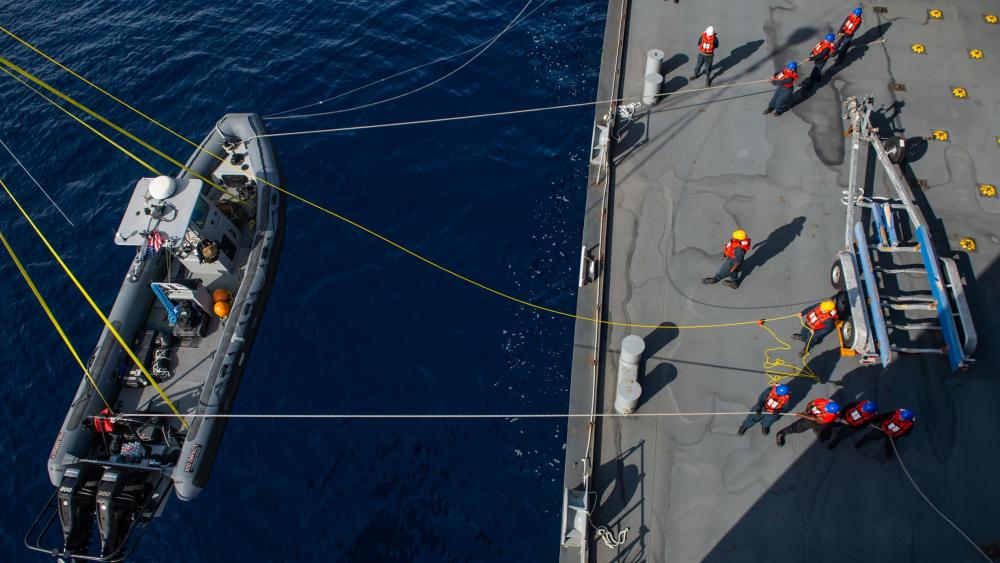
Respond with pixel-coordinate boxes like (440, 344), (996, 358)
(249, 78), (771, 141)
(890, 438), (991, 562)
(264, 0), (553, 120)
(115, 411), (794, 420)
(0, 136), (74, 226)
(595, 526), (628, 549)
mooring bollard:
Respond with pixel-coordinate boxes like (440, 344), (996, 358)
(615, 335), (645, 414)
(645, 49), (665, 76)
(643, 73), (664, 105)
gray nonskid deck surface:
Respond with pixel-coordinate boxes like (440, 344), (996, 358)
(566, 1), (1000, 562)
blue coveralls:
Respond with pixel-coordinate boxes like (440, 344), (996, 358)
(804, 44), (832, 88)
(711, 246), (745, 284)
(799, 304), (836, 346)
(692, 34), (719, 79)
(739, 388), (785, 431)
(766, 71), (796, 114)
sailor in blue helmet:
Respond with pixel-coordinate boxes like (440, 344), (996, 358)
(802, 33), (837, 89)
(775, 396), (840, 447)
(835, 7), (864, 65)
(855, 408), (915, 460)
(826, 399), (878, 449)
(737, 384), (791, 436)
(763, 61), (798, 116)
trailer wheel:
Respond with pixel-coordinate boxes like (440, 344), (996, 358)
(834, 291), (850, 318)
(830, 260), (845, 290)
(884, 136), (906, 165)
(840, 318), (857, 349)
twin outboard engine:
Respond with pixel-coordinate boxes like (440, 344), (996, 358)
(57, 465), (102, 553)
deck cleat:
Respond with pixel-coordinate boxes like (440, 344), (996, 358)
(952, 86), (968, 99)
(931, 129), (949, 142)
(928, 9), (943, 19)
(969, 49), (984, 60)
(980, 184), (997, 198)
(959, 238), (977, 252)
(911, 43), (926, 54)
(985, 14), (998, 24)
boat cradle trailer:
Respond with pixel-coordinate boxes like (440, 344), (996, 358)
(831, 95), (976, 371)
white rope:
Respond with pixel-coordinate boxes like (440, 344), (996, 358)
(248, 78), (771, 141)
(264, 0), (554, 120)
(890, 438), (991, 562)
(0, 135), (74, 226)
(114, 410), (793, 420)
(594, 526), (628, 549)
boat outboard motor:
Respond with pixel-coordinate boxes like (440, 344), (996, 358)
(95, 469), (148, 557)
(57, 465), (103, 553)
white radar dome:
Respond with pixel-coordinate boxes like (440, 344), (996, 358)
(149, 176), (176, 200)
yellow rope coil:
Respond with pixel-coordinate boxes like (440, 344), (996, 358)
(0, 229), (114, 413)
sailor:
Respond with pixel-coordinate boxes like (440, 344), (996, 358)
(690, 26), (719, 85)
(835, 8), (863, 65)
(762, 62), (797, 116)
(855, 408), (914, 460)
(792, 299), (838, 356)
(826, 399), (877, 449)
(702, 229), (750, 289)
(776, 397), (840, 447)
(738, 384), (791, 436)
(802, 33), (836, 89)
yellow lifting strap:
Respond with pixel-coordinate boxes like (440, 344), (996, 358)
(0, 176), (189, 428)
(0, 229), (114, 413)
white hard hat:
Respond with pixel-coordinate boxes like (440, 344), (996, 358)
(705, 26), (714, 36)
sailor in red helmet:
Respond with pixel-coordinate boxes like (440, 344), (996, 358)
(702, 229), (750, 289)
(689, 26), (719, 86)
(775, 396), (840, 447)
(826, 399), (877, 449)
(855, 408), (915, 460)
(792, 299), (838, 356)
(835, 7), (864, 65)
(762, 61), (798, 116)
(802, 33), (837, 90)
(737, 384), (791, 436)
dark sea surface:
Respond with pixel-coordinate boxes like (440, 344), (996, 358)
(0, 1), (604, 560)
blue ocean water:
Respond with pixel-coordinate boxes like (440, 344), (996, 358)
(0, 1), (604, 561)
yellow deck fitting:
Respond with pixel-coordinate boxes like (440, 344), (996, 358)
(932, 130), (949, 141)
(980, 184), (997, 198)
(952, 87), (968, 99)
(911, 43), (926, 54)
(959, 238), (977, 252)
(835, 321), (857, 356)
(929, 9), (943, 19)
(985, 14), (998, 24)
(969, 49), (984, 60)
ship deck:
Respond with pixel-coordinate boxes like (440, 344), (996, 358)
(561, 1), (1000, 562)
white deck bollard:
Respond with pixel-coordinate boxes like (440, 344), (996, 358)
(615, 335), (646, 414)
(643, 73), (664, 105)
(645, 49), (665, 76)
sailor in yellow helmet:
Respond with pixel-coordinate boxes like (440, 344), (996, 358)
(792, 299), (838, 356)
(702, 229), (750, 289)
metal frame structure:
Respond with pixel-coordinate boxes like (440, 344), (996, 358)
(834, 96), (976, 371)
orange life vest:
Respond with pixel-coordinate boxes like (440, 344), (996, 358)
(723, 238), (751, 259)
(699, 32), (716, 55)
(804, 305), (837, 330)
(93, 408), (114, 433)
(763, 387), (790, 413)
(806, 398), (837, 424)
(773, 69), (798, 88)
(842, 401), (876, 427)
(811, 39), (835, 61)
(841, 14), (862, 36)
(880, 413), (914, 437)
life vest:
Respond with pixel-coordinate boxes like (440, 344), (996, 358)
(811, 39), (835, 61)
(723, 238), (751, 259)
(699, 32), (716, 55)
(763, 387), (790, 413)
(804, 305), (837, 330)
(881, 414), (914, 437)
(841, 14), (862, 36)
(773, 69), (798, 88)
(806, 399), (837, 424)
(842, 401), (876, 427)
(93, 408), (114, 433)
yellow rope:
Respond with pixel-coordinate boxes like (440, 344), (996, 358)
(0, 229), (114, 413)
(758, 315), (819, 384)
(0, 176), (189, 428)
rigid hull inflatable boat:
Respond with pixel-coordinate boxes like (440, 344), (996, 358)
(26, 114), (284, 561)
